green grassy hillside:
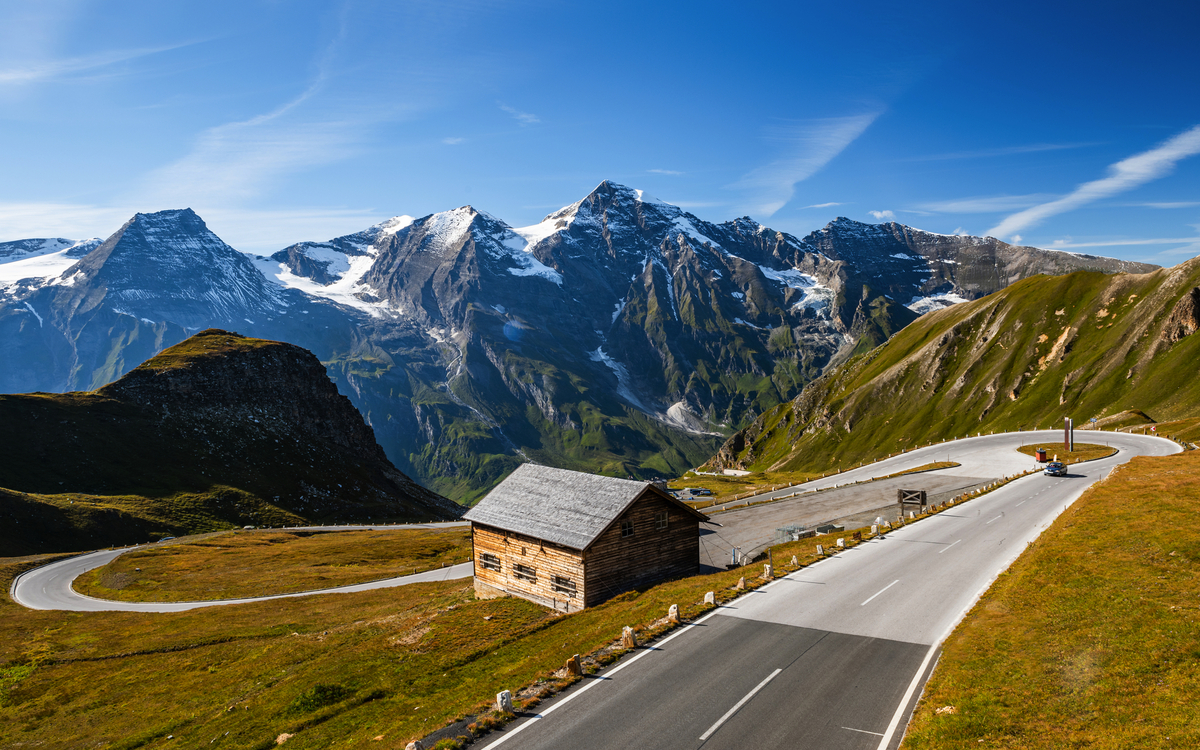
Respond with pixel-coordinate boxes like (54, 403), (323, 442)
(707, 256), (1200, 474)
(0, 330), (458, 554)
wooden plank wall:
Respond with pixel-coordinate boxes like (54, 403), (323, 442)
(471, 523), (587, 612)
(583, 491), (699, 608)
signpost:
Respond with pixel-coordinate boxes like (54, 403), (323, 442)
(1064, 417), (1074, 452)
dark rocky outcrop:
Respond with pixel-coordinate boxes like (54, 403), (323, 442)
(0, 330), (460, 552)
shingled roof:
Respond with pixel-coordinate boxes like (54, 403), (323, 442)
(463, 464), (708, 550)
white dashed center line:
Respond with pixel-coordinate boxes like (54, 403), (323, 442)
(699, 668), (782, 741)
(861, 579), (900, 606)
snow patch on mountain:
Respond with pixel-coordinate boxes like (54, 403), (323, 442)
(662, 401), (720, 435)
(255, 253), (391, 317)
(589, 346), (646, 410)
(506, 252), (563, 284)
(906, 292), (969, 315)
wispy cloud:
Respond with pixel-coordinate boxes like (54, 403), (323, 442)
(139, 21), (372, 205)
(499, 102), (539, 125)
(0, 202), (134, 241)
(918, 194), (1056, 214)
(732, 113), (879, 217)
(868, 210), (896, 221)
(803, 201), (845, 209)
(1125, 201), (1200, 209)
(442, 137), (465, 145)
(899, 142), (1099, 162)
(987, 124), (1200, 240)
(0, 42), (200, 85)
(647, 169), (683, 175)
(1048, 236), (1200, 249)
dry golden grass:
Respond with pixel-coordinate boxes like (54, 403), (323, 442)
(73, 528), (474, 602)
(1016, 442), (1118, 464)
(669, 469), (821, 501)
(902, 450), (1200, 749)
(2, 518), (908, 749)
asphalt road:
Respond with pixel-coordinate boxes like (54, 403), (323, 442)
(10, 522), (473, 612)
(481, 430), (1180, 750)
(698, 473), (993, 570)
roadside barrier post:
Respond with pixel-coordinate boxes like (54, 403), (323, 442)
(704, 591), (716, 605)
(668, 604), (680, 624)
(622, 626), (638, 648)
(566, 654), (583, 676)
(496, 690), (513, 713)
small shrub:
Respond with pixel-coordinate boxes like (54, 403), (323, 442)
(285, 683), (353, 715)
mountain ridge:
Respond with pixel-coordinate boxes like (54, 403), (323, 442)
(705, 256), (1200, 476)
(0, 181), (1164, 501)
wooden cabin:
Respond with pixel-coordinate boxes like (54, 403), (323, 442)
(463, 464), (709, 612)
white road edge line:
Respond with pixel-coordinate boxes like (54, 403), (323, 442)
(874, 642), (938, 750)
(937, 539), (961, 555)
(479, 608), (723, 750)
(698, 668), (783, 741)
(861, 579), (900, 606)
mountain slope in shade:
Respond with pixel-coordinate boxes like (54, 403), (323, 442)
(705, 257), (1200, 476)
(0, 329), (460, 555)
(0, 182), (1164, 502)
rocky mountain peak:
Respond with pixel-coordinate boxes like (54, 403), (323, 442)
(59, 208), (282, 328)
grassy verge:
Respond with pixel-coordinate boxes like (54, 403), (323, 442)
(668, 470), (821, 501)
(4, 510), (931, 750)
(901, 450), (1200, 749)
(72, 528), (474, 603)
(1015, 442), (1117, 464)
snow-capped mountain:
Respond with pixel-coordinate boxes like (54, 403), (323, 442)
(0, 182), (1160, 501)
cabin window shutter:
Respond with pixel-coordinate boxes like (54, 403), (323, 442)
(552, 575), (577, 597)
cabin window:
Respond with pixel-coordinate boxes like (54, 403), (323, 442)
(552, 575), (577, 597)
(513, 563), (537, 583)
(479, 552), (501, 572)
(656, 510), (669, 530)
(621, 519), (634, 537)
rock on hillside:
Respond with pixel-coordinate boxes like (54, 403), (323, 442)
(706, 257), (1200, 475)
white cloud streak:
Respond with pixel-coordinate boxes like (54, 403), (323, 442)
(0, 42), (198, 85)
(498, 102), (539, 125)
(733, 113), (879, 217)
(987, 125), (1200, 239)
(0, 202), (133, 241)
(868, 210), (896, 221)
(1048, 236), (1200, 248)
(139, 20), (371, 205)
(803, 201), (844, 209)
(647, 169), (683, 175)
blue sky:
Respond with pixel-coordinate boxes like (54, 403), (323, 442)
(1, 0), (1198, 262)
